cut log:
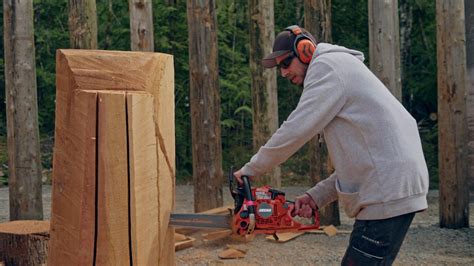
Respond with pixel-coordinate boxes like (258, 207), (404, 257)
(0, 221), (49, 265)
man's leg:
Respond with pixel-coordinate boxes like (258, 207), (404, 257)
(341, 212), (415, 266)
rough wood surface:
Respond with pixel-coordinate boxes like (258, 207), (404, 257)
(68, 0), (98, 48)
(4, 0), (43, 221)
(187, 0), (224, 212)
(0, 221), (49, 265)
(265, 232), (304, 242)
(465, 0), (474, 199)
(368, 0), (402, 100)
(436, 0), (470, 228)
(175, 236), (195, 251)
(129, 0), (154, 51)
(249, 0), (280, 187)
(96, 92), (130, 265)
(127, 92), (159, 265)
(48, 90), (98, 265)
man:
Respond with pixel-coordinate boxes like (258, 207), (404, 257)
(234, 25), (429, 265)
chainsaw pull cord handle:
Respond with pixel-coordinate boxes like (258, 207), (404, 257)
(242, 175), (256, 234)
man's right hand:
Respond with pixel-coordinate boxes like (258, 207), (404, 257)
(233, 169), (253, 186)
(293, 193), (318, 218)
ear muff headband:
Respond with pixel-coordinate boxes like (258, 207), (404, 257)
(285, 25), (316, 64)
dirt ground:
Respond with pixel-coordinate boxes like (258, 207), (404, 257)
(0, 185), (473, 265)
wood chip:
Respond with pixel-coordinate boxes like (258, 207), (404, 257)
(202, 229), (232, 242)
(323, 225), (338, 236)
(218, 248), (246, 259)
(265, 232), (304, 242)
(174, 232), (188, 242)
(175, 236), (195, 251)
(226, 244), (248, 254)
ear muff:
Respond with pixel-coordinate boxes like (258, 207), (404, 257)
(285, 25), (316, 64)
(296, 39), (315, 64)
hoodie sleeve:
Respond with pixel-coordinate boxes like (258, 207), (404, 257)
(306, 171), (338, 208)
(241, 60), (346, 177)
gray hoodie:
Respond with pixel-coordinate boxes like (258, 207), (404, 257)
(241, 43), (429, 220)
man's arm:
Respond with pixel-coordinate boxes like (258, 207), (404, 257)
(241, 60), (346, 177)
(306, 171), (338, 209)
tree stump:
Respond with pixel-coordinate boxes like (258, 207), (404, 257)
(0, 220), (49, 265)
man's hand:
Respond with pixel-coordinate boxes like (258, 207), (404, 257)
(293, 193), (318, 218)
(233, 169), (253, 185)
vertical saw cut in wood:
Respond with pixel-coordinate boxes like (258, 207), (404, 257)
(170, 168), (320, 239)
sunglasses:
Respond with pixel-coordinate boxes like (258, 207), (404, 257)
(277, 53), (295, 69)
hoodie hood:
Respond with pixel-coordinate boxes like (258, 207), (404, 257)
(314, 43), (365, 62)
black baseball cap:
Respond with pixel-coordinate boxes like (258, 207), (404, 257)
(262, 27), (316, 68)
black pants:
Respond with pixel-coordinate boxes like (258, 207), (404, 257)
(341, 212), (416, 266)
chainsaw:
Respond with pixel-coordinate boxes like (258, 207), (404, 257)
(170, 168), (320, 238)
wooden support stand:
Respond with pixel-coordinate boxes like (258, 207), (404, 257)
(48, 50), (175, 265)
(0, 221), (50, 265)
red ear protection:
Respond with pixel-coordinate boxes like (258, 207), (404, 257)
(285, 25), (316, 64)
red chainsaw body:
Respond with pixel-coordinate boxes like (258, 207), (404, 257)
(232, 185), (320, 236)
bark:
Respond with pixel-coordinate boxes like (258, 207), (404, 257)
(249, 0), (281, 187)
(465, 0), (474, 201)
(68, 0), (98, 49)
(0, 221), (49, 265)
(304, 0), (339, 226)
(129, 0), (154, 51)
(3, 0), (43, 220)
(187, 0), (224, 212)
(399, 0), (413, 110)
(436, 0), (469, 228)
(368, 0), (402, 101)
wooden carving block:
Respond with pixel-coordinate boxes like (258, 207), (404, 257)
(49, 50), (175, 265)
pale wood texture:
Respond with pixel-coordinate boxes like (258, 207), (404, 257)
(265, 232), (304, 242)
(0, 221), (49, 265)
(174, 236), (195, 251)
(49, 50), (175, 264)
(187, 0), (224, 212)
(129, 0), (154, 51)
(127, 93), (159, 265)
(96, 91), (130, 265)
(68, 0), (98, 48)
(4, 0), (43, 220)
(436, 0), (469, 228)
(465, 0), (474, 199)
(48, 90), (98, 266)
(368, 0), (402, 101)
(249, 0), (281, 187)
(202, 229), (232, 242)
(304, 0), (340, 226)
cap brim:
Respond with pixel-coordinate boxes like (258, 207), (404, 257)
(262, 50), (291, 68)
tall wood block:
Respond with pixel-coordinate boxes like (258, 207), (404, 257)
(49, 50), (175, 265)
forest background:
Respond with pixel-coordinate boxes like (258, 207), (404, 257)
(0, 0), (437, 187)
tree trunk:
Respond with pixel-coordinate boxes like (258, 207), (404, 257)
(465, 0), (474, 201)
(368, 0), (402, 101)
(187, 0), (224, 212)
(436, 0), (469, 228)
(68, 0), (98, 49)
(400, 0), (413, 110)
(249, 0), (281, 187)
(129, 0), (154, 52)
(0, 220), (49, 265)
(3, 0), (43, 220)
(304, 0), (339, 226)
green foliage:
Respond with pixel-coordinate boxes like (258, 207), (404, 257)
(0, 0), (439, 185)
